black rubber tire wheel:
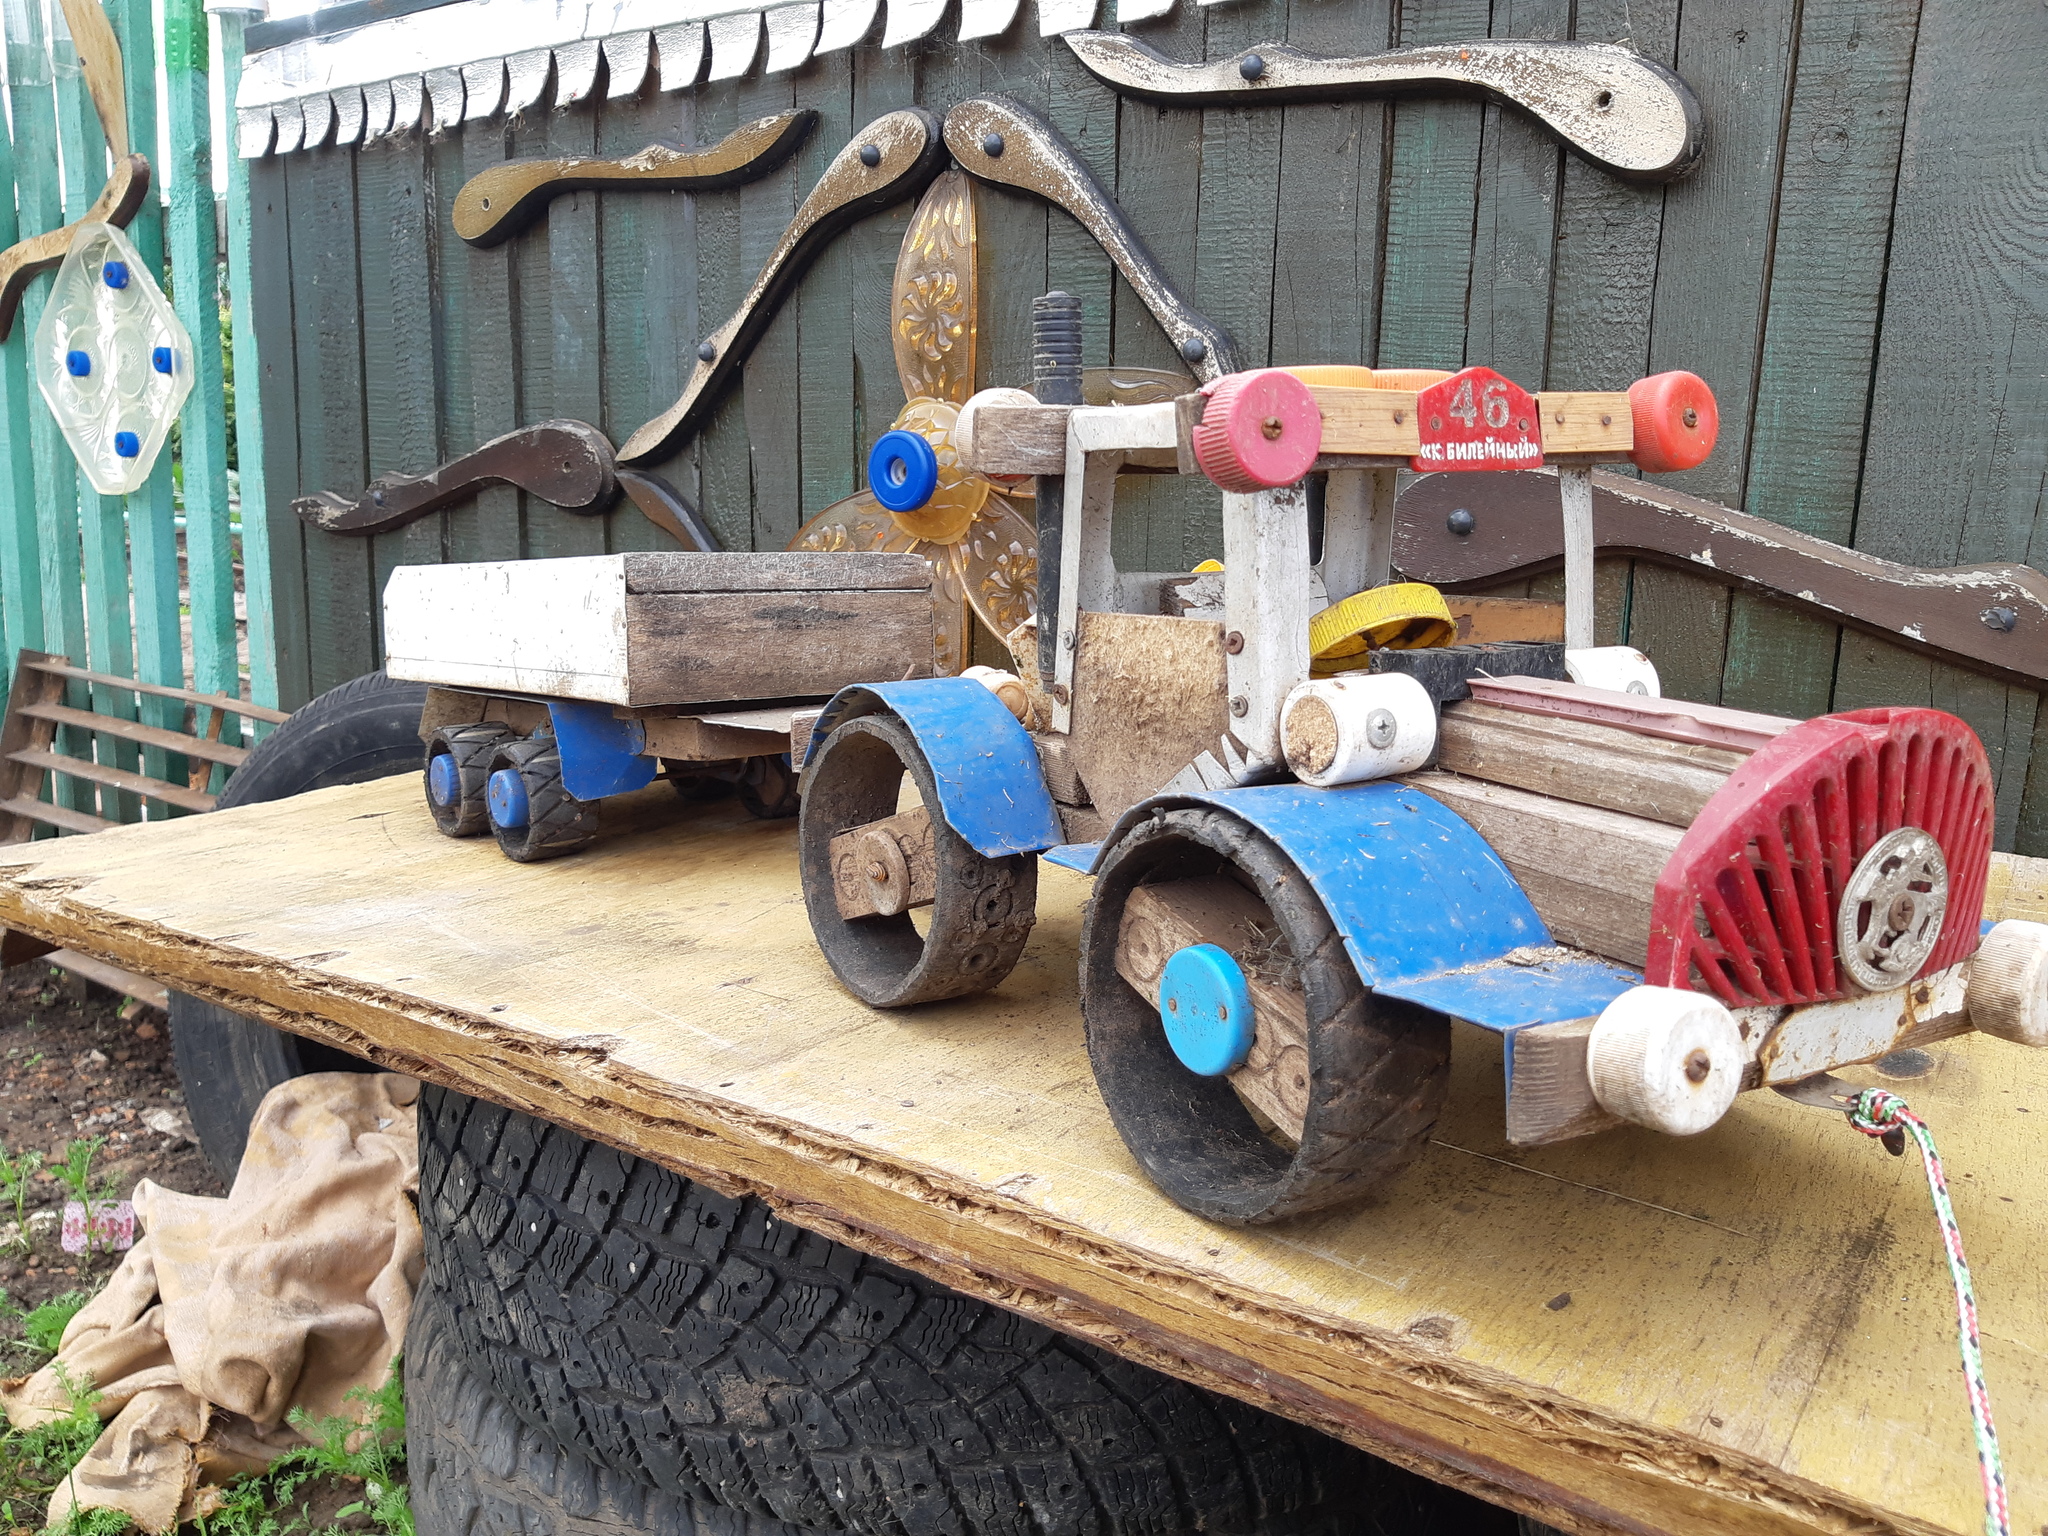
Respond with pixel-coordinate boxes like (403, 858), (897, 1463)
(797, 715), (1035, 1008)
(170, 671), (429, 1182)
(489, 738), (600, 863)
(737, 753), (801, 819)
(417, 1085), (1485, 1536)
(408, 1280), (816, 1536)
(428, 722), (521, 837)
(1081, 807), (1451, 1226)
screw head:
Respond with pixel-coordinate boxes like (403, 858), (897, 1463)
(1683, 1048), (1712, 1084)
(981, 131), (1004, 158)
(1447, 507), (1476, 536)
(1239, 52), (1266, 80)
(1984, 605), (2019, 632)
(1229, 695), (1249, 718)
(1260, 415), (1283, 440)
(1364, 708), (1398, 750)
(859, 143), (883, 168)
(697, 340), (717, 363)
(1178, 336), (1207, 363)
(1052, 683), (1070, 705)
(1888, 893), (1919, 930)
(1224, 630), (1244, 654)
(1682, 406), (1699, 428)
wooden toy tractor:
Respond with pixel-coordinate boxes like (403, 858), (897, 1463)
(795, 302), (2048, 1225)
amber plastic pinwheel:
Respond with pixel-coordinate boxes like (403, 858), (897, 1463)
(786, 171), (1038, 676)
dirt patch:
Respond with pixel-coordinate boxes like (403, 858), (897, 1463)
(0, 961), (223, 1331)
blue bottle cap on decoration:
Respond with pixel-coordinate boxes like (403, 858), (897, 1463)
(868, 429), (940, 513)
(151, 347), (174, 375)
(101, 261), (129, 290)
(112, 431), (140, 458)
(65, 350), (91, 377)
(487, 766), (529, 830)
(427, 752), (461, 808)
(1159, 943), (1256, 1077)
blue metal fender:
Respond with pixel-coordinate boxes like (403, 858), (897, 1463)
(548, 699), (657, 802)
(1094, 781), (1639, 1033)
(803, 679), (1063, 857)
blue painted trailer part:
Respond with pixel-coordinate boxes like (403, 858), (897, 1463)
(548, 699), (658, 802)
(1094, 782), (1640, 1034)
(804, 679), (1064, 857)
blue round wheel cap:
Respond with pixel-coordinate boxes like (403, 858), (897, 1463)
(427, 752), (461, 807)
(487, 765), (529, 830)
(1159, 943), (1256, 1077)
(867, 429), (939, 513)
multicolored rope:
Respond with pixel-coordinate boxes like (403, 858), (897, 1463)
(1848, 1088), (2010, 1536)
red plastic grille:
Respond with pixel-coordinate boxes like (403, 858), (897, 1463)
(1644, 708), (1993, 1006)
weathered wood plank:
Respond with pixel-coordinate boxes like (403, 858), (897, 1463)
(793, 54), (859, 546)
(1436, 700), (1738, 826)
(451, 119), (521, 566)
(541, 89), (606, 562)
(740, 68), (805, 553)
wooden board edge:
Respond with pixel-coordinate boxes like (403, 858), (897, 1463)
(0, 875), (1948, 1536)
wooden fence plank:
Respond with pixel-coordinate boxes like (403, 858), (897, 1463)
(1374, 0), (1488, 370)
(596, 83), (660, 555)
(540, 90), (606, 561)
(691, 72), (751, 555)
(741, 68), (805, 554)
(221, 13), (291, 713)
(451, 118), (521, 566)
(0, 37), (44, 687)
(793, 54), (856, 550)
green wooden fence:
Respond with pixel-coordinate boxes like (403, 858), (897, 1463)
(0, 0), (275, 821)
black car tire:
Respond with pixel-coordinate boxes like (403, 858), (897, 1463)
(170, 671), (429, 1181)
(418, 1084), (1509, 1536)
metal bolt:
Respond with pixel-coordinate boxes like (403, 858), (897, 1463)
(1888, 894), (1918, 930)
(1600, 413), (1612, 427)
(1179, 336), (1207, 363)
(1052, 683), (1070, 704)
(866, 860), (887, 882)
(1430, 415), (1444, 431)
(1229, 695), (1249, 718)
(1682, 407), (1699, 428)
(1392, 409), (1405, 423)
(1517, 417), (1529, 431)
(1683, 1049), (1712, 1085)
(1062, 630), (1077, 651)
(1260, 415), (1283, 440)
(858, 143), (882, 167)
(1984, 605), (2019, 632)
(1364, 708), (1397, 749)
(1446, 507), (1476, 536)
(1224, 630), (1244, 654)
(981, 131), (1004, 158)
(1239, 52), (1265, 80)
(697, 340), (717, 363)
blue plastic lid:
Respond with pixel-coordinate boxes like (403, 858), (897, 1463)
(65, 349), (91, 377)
(427, 752), (461, 807)
(1159, 943), (1256, 1077)
(151, 346), (174, 374)
(868, 429), (939, 513)
(101, 261), (129, 290)
(112, 430), (140, 458)
(487, 765), (529, 830)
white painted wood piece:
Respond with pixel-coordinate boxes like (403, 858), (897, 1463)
(331, 84), (366, 145)
(1034, 0), (1097, 31)
(555, 37), (604, 103)
(383, 557), (635, 706)
(424, 65), (465, 131)
(462, 58), (506, 120)
(654, 22), (707, 86)
(762, 4), (822, 71)
(1317, 467), (1395, 603)
(362, 78), (395, 138)
(813, 0), (880, 52)
(882, 0), (950, 46)
(956, 0), (1022, 41)
(300, 89), (334, 147)
(1223, 485), (1313, 773)
(390, 73), (425, 135)
(1113, 0), (1175, 20)
(603, 30), (654, 95)
(505, 47), (555, 113)
(1558, 464), (1596, 651)
(705, 11), (763, 78)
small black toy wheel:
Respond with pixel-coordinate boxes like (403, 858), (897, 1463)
(736, 752), (800, 819)
(1081, 806), (1450, 1225)
(798, 713), (1036, 1007)
(425, 722), (520, 836)
(487, 738), (599, 863)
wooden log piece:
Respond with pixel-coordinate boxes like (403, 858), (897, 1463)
(1535, 392), (1634, 457)
(1114, 878), (1310, 1141)
(1465, 675), (1796, 753)
(1405, 771), (1683, 967)
(453, 111), (818, 247)
(1436, 700), (1742, 827)
(1443, 596), (1565, 645)
(1069, 612), (1230, 824)
(55, 0), (128, 157)
(639, 716), (789, 763)
(830, 805), (937, 919)
(1504, 1016), (1626, 1147)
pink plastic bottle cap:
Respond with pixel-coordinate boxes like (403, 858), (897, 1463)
(1192, 369), (1324, 492)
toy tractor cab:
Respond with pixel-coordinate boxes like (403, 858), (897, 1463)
(795, 294), (2048, 1226)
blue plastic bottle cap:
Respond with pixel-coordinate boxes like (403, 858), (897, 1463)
(151, 346), (174, 374)
(101, 261), (130, 290)
(1158, 943), (1256, 1077)
(867, 429), (940, 513)
(65, 350), (91, 377)
(112, 430), (140, 458)
(486, 766), (529, 830)
(427, 752), (461, 807)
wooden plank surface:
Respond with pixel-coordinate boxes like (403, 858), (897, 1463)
(0, 773), (2042, 1536)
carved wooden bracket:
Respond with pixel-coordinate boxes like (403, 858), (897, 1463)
(452, 110), (818, 248)
(293, 420), (616, 534)
(0, 155), (151, 341)
(1397, 469), (2048, 688)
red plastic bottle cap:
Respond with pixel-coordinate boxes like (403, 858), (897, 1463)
(1628, 370), (1719, 473)
(1192, 369), (1324, 491)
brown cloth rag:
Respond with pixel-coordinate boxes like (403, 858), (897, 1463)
(0, 1072), (421, 1532)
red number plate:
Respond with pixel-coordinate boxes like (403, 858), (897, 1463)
(1411, 366), (1543, 472)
